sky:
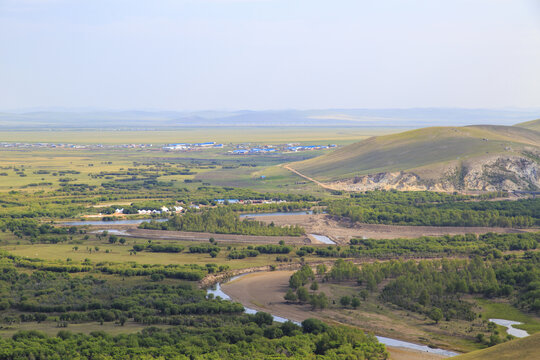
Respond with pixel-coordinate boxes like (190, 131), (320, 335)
(1, 0), (539, 111)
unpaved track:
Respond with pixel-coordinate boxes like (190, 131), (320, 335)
(222, 271), (451, 360)
(283, 164), (334, 190)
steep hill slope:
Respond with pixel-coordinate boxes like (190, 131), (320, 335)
(452, 332), (540, 360)
(289, 125), (540, 192)
(515, 118), (540, 131)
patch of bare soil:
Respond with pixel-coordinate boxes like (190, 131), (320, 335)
(221, 271), (454, 360)
(243, 214), (532, 244)
(121, 228), (311, 245)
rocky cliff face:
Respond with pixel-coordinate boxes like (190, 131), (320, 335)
(326, 153), (540, 192)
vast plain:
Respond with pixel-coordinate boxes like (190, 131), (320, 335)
(0, 125), (538, 360)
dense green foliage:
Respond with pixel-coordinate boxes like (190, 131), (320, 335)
(326, 191), (539, 227)
(354, 254), (540, 318)
(0, 321), (386, 360)
(140, 208), (305, 236)
(0, 253), (386, 359)
(301, 232), (540, 259)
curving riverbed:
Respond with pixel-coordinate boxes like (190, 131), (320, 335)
(207, 273), (459, 357)
(489, 318), (529, 338)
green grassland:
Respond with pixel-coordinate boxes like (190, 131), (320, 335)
(452, 332), (540, 360)
(515, 118), (540, 131)
(0, 126), (397, 195)
(476, 299), (540, 334)
(290, 125), (540, 182)
(0, 148), (319, 195)
(0, 230), (320, 270)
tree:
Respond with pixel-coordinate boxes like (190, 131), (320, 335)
(359, 289), (369, 301)
(351, 297), (361, 308)
(253, 312), (273, 326)
(429, 307), (443, 324)
(297, 287), (310, 303)
(301, 318), (327, 334)
(310, 281), (319, 292)
(310, 292), (329, 310)
(418, 288), (430, 306)
(339, 296), (351, 307)
(316, 264), (327, 275)
(284, 289), (298, 302)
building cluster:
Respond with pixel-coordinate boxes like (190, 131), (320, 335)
(232, 148), (277, 154)
(286, 144), (336, 151)
(229, 143), (337, 155)
(114, 206), (184, 215)
(162, 142), (223, 151)
(214, 199), (287, 205)
(0, 142), (152, 149)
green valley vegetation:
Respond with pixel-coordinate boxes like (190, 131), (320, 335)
(285, 253), (540, 348)
(0, 251), (387, 359)
(310, 232), (539, 259)
(325, 191), (539, 227)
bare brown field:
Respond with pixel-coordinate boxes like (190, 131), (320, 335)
(93, 226), (313, 245)
(242, 214), (532, 244)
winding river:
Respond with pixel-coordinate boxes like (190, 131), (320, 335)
(207, 274), (459, 357)
(489, 318), (529, 338)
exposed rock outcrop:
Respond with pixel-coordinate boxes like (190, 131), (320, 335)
(325, 154), (540, 192)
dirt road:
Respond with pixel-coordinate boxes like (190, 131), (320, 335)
(283, 164), (334, 190)
(222, 271), (454, 360)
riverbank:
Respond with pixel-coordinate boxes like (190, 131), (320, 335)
(220, 271), (459, 360)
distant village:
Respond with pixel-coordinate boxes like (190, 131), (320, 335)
(0, 141), (337, 154)
(162, 141), (337, 154)
(110, 198), (288, 216)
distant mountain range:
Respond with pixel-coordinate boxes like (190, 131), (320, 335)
(289, 119), (540, 192)
(0, 108), (538, 129)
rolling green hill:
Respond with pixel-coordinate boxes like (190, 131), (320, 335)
(515, 118), (540, 131)
(452, 333), (540, 360)
(289, 125), (540, 191)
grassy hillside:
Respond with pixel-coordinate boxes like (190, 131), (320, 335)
(290, 125), (540, 182)
(515, 118), (540, 131)
(452, 333), (540, 360)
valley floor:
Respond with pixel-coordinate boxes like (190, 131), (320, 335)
(222, 271), (457, 360)
(243, 213), (534, 244)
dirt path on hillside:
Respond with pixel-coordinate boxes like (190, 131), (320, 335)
(283, 164), (334, 190)
(221, 271), (450, 360)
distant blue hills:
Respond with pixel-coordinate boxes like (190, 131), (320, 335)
(0, 108), (538, 129)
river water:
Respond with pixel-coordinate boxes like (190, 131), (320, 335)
(206, 274), (459, 357)
(309, 234), (336, 244)
(489, 318), (529, 338)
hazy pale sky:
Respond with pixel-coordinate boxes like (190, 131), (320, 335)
(1, 0), (539, 111)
